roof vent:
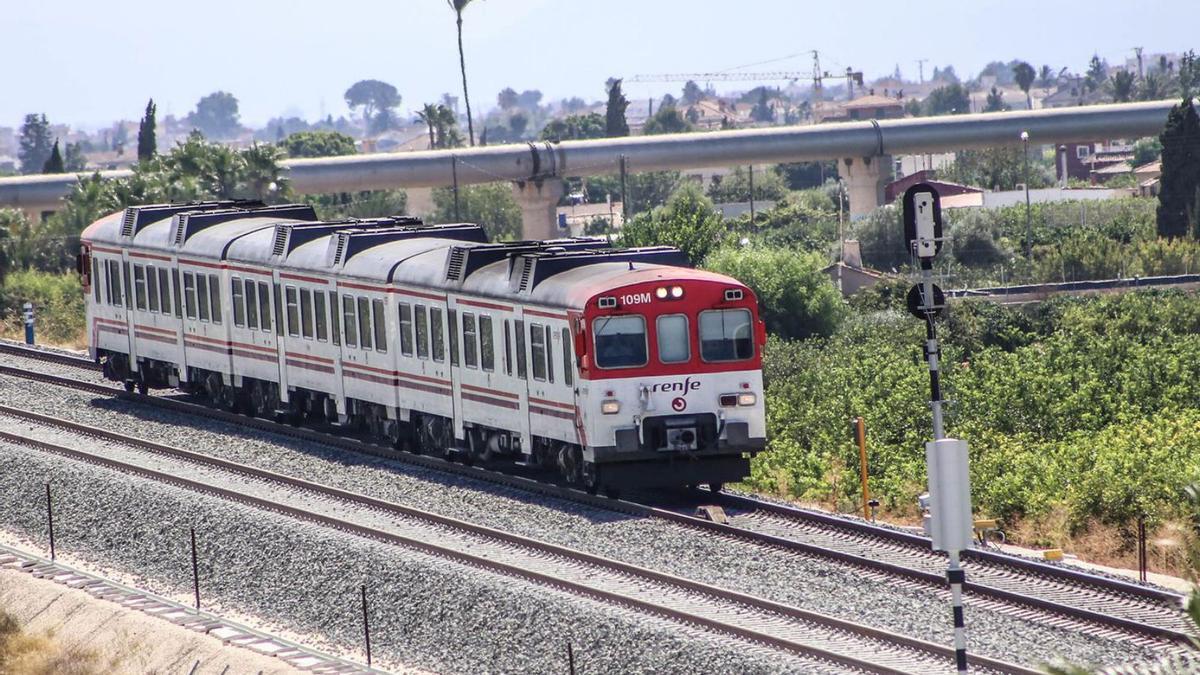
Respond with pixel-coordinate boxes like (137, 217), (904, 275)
(120, 208), (137, 238)
(446, 246), (467, 281)
(514, 257), (534, 293)
(271, 227), (289, 257)
(173, 215), (189, 246)
(331, 233), (349, 267)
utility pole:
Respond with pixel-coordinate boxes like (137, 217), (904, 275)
(916, 59), (929, 84)
(1133, 47), (1145, 79)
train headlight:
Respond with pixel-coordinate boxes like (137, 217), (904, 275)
(719, 394), (737, 407)
(655, 287), (668, 299)
(670, 285), (684, 298)
(737, 393), (757, 407)
(601, 399), (621, 415)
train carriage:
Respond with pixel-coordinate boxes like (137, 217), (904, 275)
(80, 202), (767, 494)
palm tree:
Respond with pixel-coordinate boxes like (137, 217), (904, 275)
(447, 0), (476, 146)
(1012, 61), (1036, 109)
(416, 104), (439, 149)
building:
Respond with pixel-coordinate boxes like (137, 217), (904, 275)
(884, 170), (982, 204)
(1134, 161), (1162, 197)
(1055, 141), (1134, 184)
(814, 94), (906, 123)
(822, 241), (888, 297)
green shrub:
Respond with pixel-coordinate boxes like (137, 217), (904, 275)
(1, 270), (85, 345)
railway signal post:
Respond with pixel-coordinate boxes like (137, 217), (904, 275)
(903, 184), (974, 673)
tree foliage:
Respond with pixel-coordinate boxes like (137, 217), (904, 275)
(539, 113), (606, 142)
(706, 166), (787, 203)
(137, 99), (157, 162)
(940, 146), (1052, 191)
(18, 114), (52, 175)
(923, 83), (970, 116)
(643, 105), (692, 135)
(1012, 61), (1036, 107)
(41, 140), (64, 174)
(344, 79), (402, 134)
(605, 78), (629, 137)
(187, 91), (241, 139)
(618, 183), (729, 265)
(432, 182), (521, 241)
(1157, 99), (1200, 239)
(279, 131), (358, 158)
(448, 0), (477, 145)
(703, 245), (847, 340)
(983, 87), (1009, 112)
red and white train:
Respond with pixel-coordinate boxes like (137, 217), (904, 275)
(79, 201), (767, 494)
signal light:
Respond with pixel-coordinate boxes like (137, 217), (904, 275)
(601, 400), (620, 414)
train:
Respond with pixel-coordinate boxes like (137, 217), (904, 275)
(78, 200), (767, 495)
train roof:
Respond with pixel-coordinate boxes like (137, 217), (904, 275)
(82, 203), (749, 311)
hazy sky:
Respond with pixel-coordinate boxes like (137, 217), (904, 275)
(6, 0), (1194, 130)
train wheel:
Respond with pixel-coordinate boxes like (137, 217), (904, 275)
(558, 444), (583, 485)
(709, 482), (724, 495)
(583, 463), (600, 495)
(249, 382), (269, 418)
(123, 380), (136, 393)
(137, 380), (149, 395)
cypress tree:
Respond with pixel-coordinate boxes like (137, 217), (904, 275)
(1156, 98), (1200, 238)
(42, 139), (64, 174)
(137, 98), (157, 162)
(605, 78), (629, 138)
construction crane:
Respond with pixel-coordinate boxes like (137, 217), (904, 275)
(630, 58), (863, 100)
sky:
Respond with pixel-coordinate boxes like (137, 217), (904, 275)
(4, 0), (1195, 131)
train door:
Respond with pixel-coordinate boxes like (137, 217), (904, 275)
(449, 299), (515, 437)
(445, 295), (465, 445)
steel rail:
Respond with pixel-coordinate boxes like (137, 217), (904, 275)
(0, 101), (1182, 211)
(0, 405), (1033, 675)
(0, 347), (1191, 645)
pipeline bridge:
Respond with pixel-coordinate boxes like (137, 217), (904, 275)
(0, 100), (1179, 238)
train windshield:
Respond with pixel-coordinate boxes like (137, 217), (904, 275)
(699, 309), (754, 362)
(593, 315), (647, 368)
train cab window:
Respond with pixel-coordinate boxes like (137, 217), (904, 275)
(196, 274), (211, 322)
(399, 303), (414, 356)
(593, 315), (647, 369)
(448, 310), (459, 366)
(232, 279), (246, 327)
(372, 298), (387, 353)
(656, 315), (690, 364)
(158, 268), (172, 316)
(502, 321), (512, 376)
(480, 315), (495, 372)
(258, 282), (272, 332)
(314, 291), (328, 342)
(415, 305), (429, 359)
(342, 295), (358, 348)
(327, 291), (339, 345)
(699, 309), (754, 362)
(562, 327), (573, 386)
(300, 288), (314, 339)
(147, 266), (161, 313)
(133, 265), (147, 311)
(530, 323), (547, 381)
(183, 272), (197, 319)
(430, 308), (445, 362)
(285, 287), (300, 337)
(462, 312), (478, 368)
(208, 274), (221, 324)
(108, 260), (123, 307)
(514, 319), (527, 380)
(357, 297), (373, 350)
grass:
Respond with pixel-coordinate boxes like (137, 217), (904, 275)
(0, 609), (103, 675)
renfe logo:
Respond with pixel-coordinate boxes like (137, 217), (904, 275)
(650, 377), (701, 394)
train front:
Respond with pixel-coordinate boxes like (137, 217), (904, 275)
(574, 270), (767, 491)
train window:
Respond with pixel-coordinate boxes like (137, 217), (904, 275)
(300, 288), (314, 339)
(259, 282), (272, 332)
(357, 297), (373, 350)
(108, 260), (123, 307)
(183, 272), (197, 319)
(232, 278), (246, 327)
(196, 274), (211, 322)
(173, 270), (182, 317)
(372, 298), (387, 353)
(158, 268), (172, 316)
(328, 291), (339, 345)
(92, 259), (100, 303)
(123, 263), (132, 309)
(530, 323), (547, 381)
(285, 286), (300, 337)
(244, 281), (258, 329)
(656, 315), (690, 364)
(502, 321), (512, 376)
(447, 310), (459, 366)
(133, 265), (147, 311)
(147, 266), (161, 313)
(562, 327), (573, 386)
(398, 303), (414, 356)
(593, 315), (647, 369)
(514, 319), (527, 380)
(699, 309), (754, 362)
(208, 274), (221, 324)
(480, 315), (495, 372)
(273, 284), (284, 336)
(100, 260), (110, 304)
(545, 325), (554, 383)
(430, 308), (445, 362)
(314, 291), (328, 342)
(462, 312), (478, 368)
(342, 295), (358, 347)
(415, 305), (429, 359)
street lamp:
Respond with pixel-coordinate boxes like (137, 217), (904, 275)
(1021, 131), (1032, 262)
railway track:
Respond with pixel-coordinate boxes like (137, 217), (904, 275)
(0, 340), (1192, 651)
(0, 402), (1032, 674)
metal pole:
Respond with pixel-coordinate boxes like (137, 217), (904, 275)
(451, 156), (461, 221)
(361, 584), (372, 667)
(1022, 132), (1032, 261)
(23, 302), (34, 345)
(1138, 517), (1147, 583)
(748, 165), (756, 225)
(947, 550), (969, 673)
(45, 483), (55, 561)
(855, 417), (871, 519)
(567, 641), (576, 675)
(190, 527), (200, 611)
(619, 154), (628, 221)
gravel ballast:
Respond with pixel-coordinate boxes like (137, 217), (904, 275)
(0, 363), (1177, 669)
(0, 440), (842, 674)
